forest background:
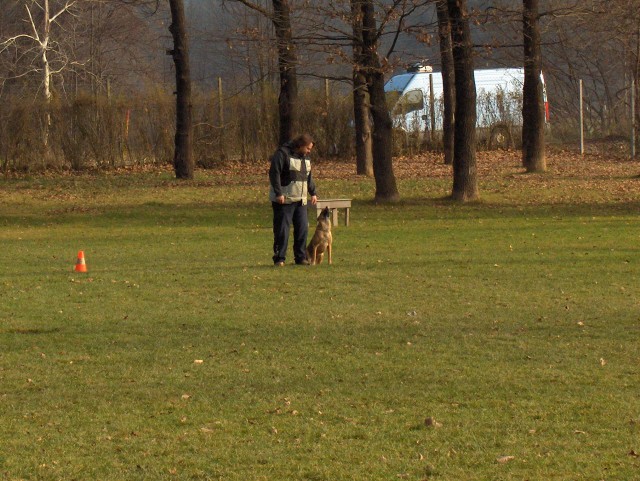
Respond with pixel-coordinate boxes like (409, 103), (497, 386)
(0, 0), (638, 172)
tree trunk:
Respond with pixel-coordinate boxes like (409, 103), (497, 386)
(436, 0), (454, 166)
(353, 73), (374, 176)
(360, 0), (399, 202)
(351, 0), (373, 176)
(448, 0), (478, 202)
(522, 0), (546, 172)
(272, 0), (298, 145)
(42, 0), (52, 163)
(168, 0), (194, 179)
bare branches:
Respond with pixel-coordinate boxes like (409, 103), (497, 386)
(384, 0), (431, 59)
(49, 0), (78, 23)
(224, 0), (272, 19)
(1, 0), (79, 79)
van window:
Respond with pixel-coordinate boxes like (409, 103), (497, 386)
(394, 89), (424, 114)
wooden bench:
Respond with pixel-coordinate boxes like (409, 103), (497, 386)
(311, 198), (352, 226)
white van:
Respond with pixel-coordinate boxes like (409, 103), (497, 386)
(384, 64), (549, 148)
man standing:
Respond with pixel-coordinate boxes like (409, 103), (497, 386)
(269, 134), (318, 266)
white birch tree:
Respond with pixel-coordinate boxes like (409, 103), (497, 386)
(0, 0), (79, 153)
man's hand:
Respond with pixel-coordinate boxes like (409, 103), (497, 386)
(276, 195), (285, 204)
(310, 195), (318, 205)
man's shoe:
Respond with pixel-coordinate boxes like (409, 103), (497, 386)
(295, 259), (310, 266)
(274, 261), (285, 267)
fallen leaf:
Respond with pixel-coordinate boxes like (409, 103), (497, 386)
(496, 455), (515, 464)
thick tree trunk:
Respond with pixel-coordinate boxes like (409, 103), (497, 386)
(351, 0), (373, 176)
(436, 0), (455, 166)
(168, 0), (194, 179)
(448, 0), (478, 202)
(360, 0), (399, 202)
(522, 0), (546, 172)
(353, 74), (374, 176)
(272, 0), (298, 145)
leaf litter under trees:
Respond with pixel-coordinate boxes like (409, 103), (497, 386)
(198, 141), (639, 205)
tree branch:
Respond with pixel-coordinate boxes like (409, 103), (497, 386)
(50, 0), (78, 23)
(24, 4), (42, 44)
(224, 0), (272, 19)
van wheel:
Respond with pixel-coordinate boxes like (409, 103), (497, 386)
(488, 125), (512, 150)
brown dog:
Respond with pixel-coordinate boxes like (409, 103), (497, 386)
(306, 206), (332, 265)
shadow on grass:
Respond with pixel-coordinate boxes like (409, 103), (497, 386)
(3, 327), (62, 335)
(356, 196), (640, 219)
(2, 197), (640, 230)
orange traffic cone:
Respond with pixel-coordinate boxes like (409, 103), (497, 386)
(74, 250), (87, 273)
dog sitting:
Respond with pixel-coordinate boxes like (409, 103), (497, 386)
(306, 206), (332, 265)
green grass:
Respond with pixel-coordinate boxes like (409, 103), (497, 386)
(1, 162), (639, 480)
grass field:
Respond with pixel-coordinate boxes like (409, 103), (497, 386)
(1, 151), (639, 480)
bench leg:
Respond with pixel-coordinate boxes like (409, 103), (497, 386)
(345, 208), (350, 226)
(331, 208), (339, 226)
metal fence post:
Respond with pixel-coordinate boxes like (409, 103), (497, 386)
(579, 79), (584, 155)
(217, 77), (226, 161)
(631, 79), (636, 160)
(429, 73), (436, 138)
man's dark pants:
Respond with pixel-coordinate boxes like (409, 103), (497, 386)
(272, 201), (308, 264)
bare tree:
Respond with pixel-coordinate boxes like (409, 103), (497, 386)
(351, 0), (373, 176)
(0, 0), (79, 157)
(521, 0), (545, 172)
(291, 0), (426, 180)
(168, 0), (194, 179)
(272, 0), (298, 144)
(448, 0), (478, 201)
(358, 0), (400, 202)
(436, 0), (454, 165)
(297, 0), (403, 196)
(226, 0), (298, 145)
(80, 2), (167, 94)
(488, 0), (635, 142)
(598, 0), (640, 152)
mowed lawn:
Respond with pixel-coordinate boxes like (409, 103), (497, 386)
(1, 151), (639, 480)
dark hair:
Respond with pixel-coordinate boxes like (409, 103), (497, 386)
(290, 133), (314, 149)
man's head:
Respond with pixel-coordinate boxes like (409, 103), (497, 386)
(291, 134), (314, 156)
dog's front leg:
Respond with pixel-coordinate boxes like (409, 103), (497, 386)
(327, 243), (332, 265)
